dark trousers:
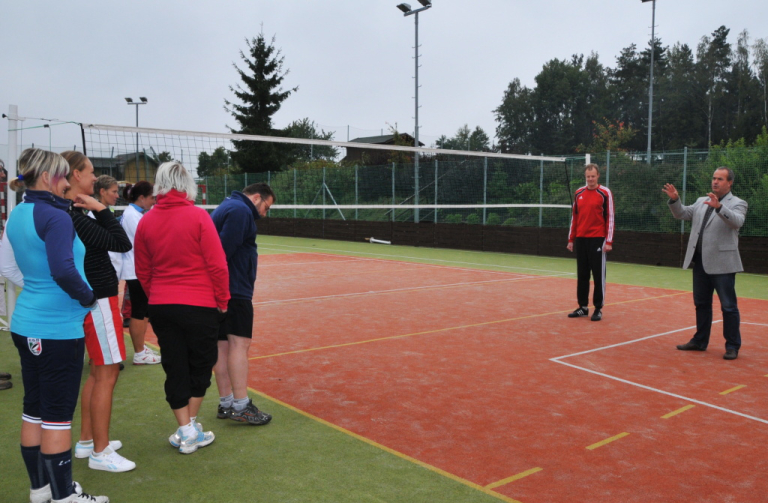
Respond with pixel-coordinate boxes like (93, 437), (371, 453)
(148, 304), (221, 410)
(690, 259), (741, 351)
(574, 237), (607, 310)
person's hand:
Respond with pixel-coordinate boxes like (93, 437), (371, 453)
(662, 183), (679, 200)
(73, 194), (106, 212)
(604, 244), (612, 252)
(704, 192), (721, 209)
(567, 242), (573, 252)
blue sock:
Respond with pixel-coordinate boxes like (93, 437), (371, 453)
(41, 450), (74, 501)
(20, 445), (48, 490)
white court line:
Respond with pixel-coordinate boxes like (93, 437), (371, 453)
(261, 243), (575, 276)
(743, 322), (768, 327)
(253, 275), (544, 306)
(550, 320), (768, 425)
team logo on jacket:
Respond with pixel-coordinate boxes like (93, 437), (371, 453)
(28, 338), (42, 356)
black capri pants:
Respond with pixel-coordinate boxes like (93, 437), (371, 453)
(148, 304), (221, 410)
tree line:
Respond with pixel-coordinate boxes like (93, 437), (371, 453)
(213, 26), (768, 174)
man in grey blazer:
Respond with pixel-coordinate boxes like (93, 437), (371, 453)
(662, 167), (748, 360)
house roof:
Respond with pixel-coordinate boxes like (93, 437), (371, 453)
(349, 134), (424, 147)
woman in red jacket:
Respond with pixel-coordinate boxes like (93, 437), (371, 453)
(134, 161), (230, 454)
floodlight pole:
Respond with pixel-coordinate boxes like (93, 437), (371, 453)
(125, 97), (147, 180)
(399, 1), (432, 222)
(642, 0), (656, 165)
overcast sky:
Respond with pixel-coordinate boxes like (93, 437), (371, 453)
(2, 0), (767, 158)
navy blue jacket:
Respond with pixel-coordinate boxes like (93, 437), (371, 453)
(211, 191), (260, 300)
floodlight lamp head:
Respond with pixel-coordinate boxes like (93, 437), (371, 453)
(140, 97), (148, 103)
(417, 0), (431, 7)
(125, 97), (133, 103)
(397, 3), (412, 13)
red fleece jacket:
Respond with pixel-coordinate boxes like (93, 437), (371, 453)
(134, 189), (230, 310)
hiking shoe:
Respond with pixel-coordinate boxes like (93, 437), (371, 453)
(169, 421), (202, 448)
(75, 440), (123, 459)
(53, 482), (109, 503)
(133, 351), (161, 365)
(217, 405), (232, 419)
(88, 446), (136, 472)
(30, 484), (51, 503)
(177, 427), (215, 454)
(229, 400), (272, 425)
(591, 310), (602, 321)
(567, 307), (589, 318)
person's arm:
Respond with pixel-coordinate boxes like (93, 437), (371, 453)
(663, 183), (694, 221)
(200, 212), (231, 311)
(133, 218), (152, 295)
(71, 201), (132, 253)
(0, 231), (24, 288)
(714, 197), (747, 230)
(40, 211), (96, 307)
(567, 196), (578, 251)
(604, 188), (615, 251)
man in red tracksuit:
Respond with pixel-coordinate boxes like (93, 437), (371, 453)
(567, 163), (615, 321)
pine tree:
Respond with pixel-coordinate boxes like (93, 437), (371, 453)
(225, 33), (298, 173)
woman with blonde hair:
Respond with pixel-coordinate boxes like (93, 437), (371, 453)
(61, 152), (135, 473)
(0, 148), (108, 502)
(134, 161), (229, 454)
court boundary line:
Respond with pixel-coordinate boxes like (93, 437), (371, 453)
(550, 321), (768, 425)
(246, 386), (523, 503)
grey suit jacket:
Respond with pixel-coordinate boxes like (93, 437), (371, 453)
(668, 192), (747, 274)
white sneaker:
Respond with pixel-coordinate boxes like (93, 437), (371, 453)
(30, 484), (51, 503)
(52, 482), (109, 503)
(74, 439), (123, 459)
(178, 427), (215, 454)
(133, 351), (161, 365)
(88, 446), (136, 472)
(169, 421), (202, 448)
(144, 345), (160, 356)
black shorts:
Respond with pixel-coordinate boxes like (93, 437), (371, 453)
(218, 298), (254, 340)
(12, 333), (85, 429)
(126, 279), (149, 320)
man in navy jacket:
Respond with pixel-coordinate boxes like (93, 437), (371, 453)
(211, 183), (276, 424)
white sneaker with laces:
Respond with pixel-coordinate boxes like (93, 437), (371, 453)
(88, 446), (136, 472)
(52, 481), (109, 503)
(178, 427), (215, 454)
(169, 421), (203, 447)
(133, 351), (161, 365)
(74, 439), (123, 459)
(144, 345), (160, 356)
(30, 484), (51, 503)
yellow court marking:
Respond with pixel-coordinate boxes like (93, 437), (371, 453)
(586, 432), (630, 451)
(486, 467), (543, 490)
(719, 385), (746, 395)
(661, 404), (695, 419)
(247, 387), (523, 503)
(251, 291), (689, 361)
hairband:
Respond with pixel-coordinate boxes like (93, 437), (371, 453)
(17, 174), (24, 181)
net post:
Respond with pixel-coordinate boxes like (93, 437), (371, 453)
(539, 155), (544, 228)
(681, 146), (688, 234)
(322, 166), (326, 220)
(355, 165), (359, 221)
(267, 171), (271, 217)
(293, 168), (297, 218)
(392, 162), (396, 222)
(434, 159), (438, 224)
(6, 105), (19, 318)
(483, 157), (488, 225)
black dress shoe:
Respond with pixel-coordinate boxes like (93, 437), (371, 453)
(676, 341), (706, 351)
(0, 372), (11, 380)
(723, 349), (738, 360)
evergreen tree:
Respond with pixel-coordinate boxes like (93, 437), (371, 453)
(225, 33), (298, 173)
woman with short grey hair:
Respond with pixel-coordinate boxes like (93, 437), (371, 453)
(134, 161), (230, 454)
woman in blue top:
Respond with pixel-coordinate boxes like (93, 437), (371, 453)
(3, 148), (108, 503)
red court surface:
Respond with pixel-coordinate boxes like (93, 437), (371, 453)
(151, 252), (768, 502)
